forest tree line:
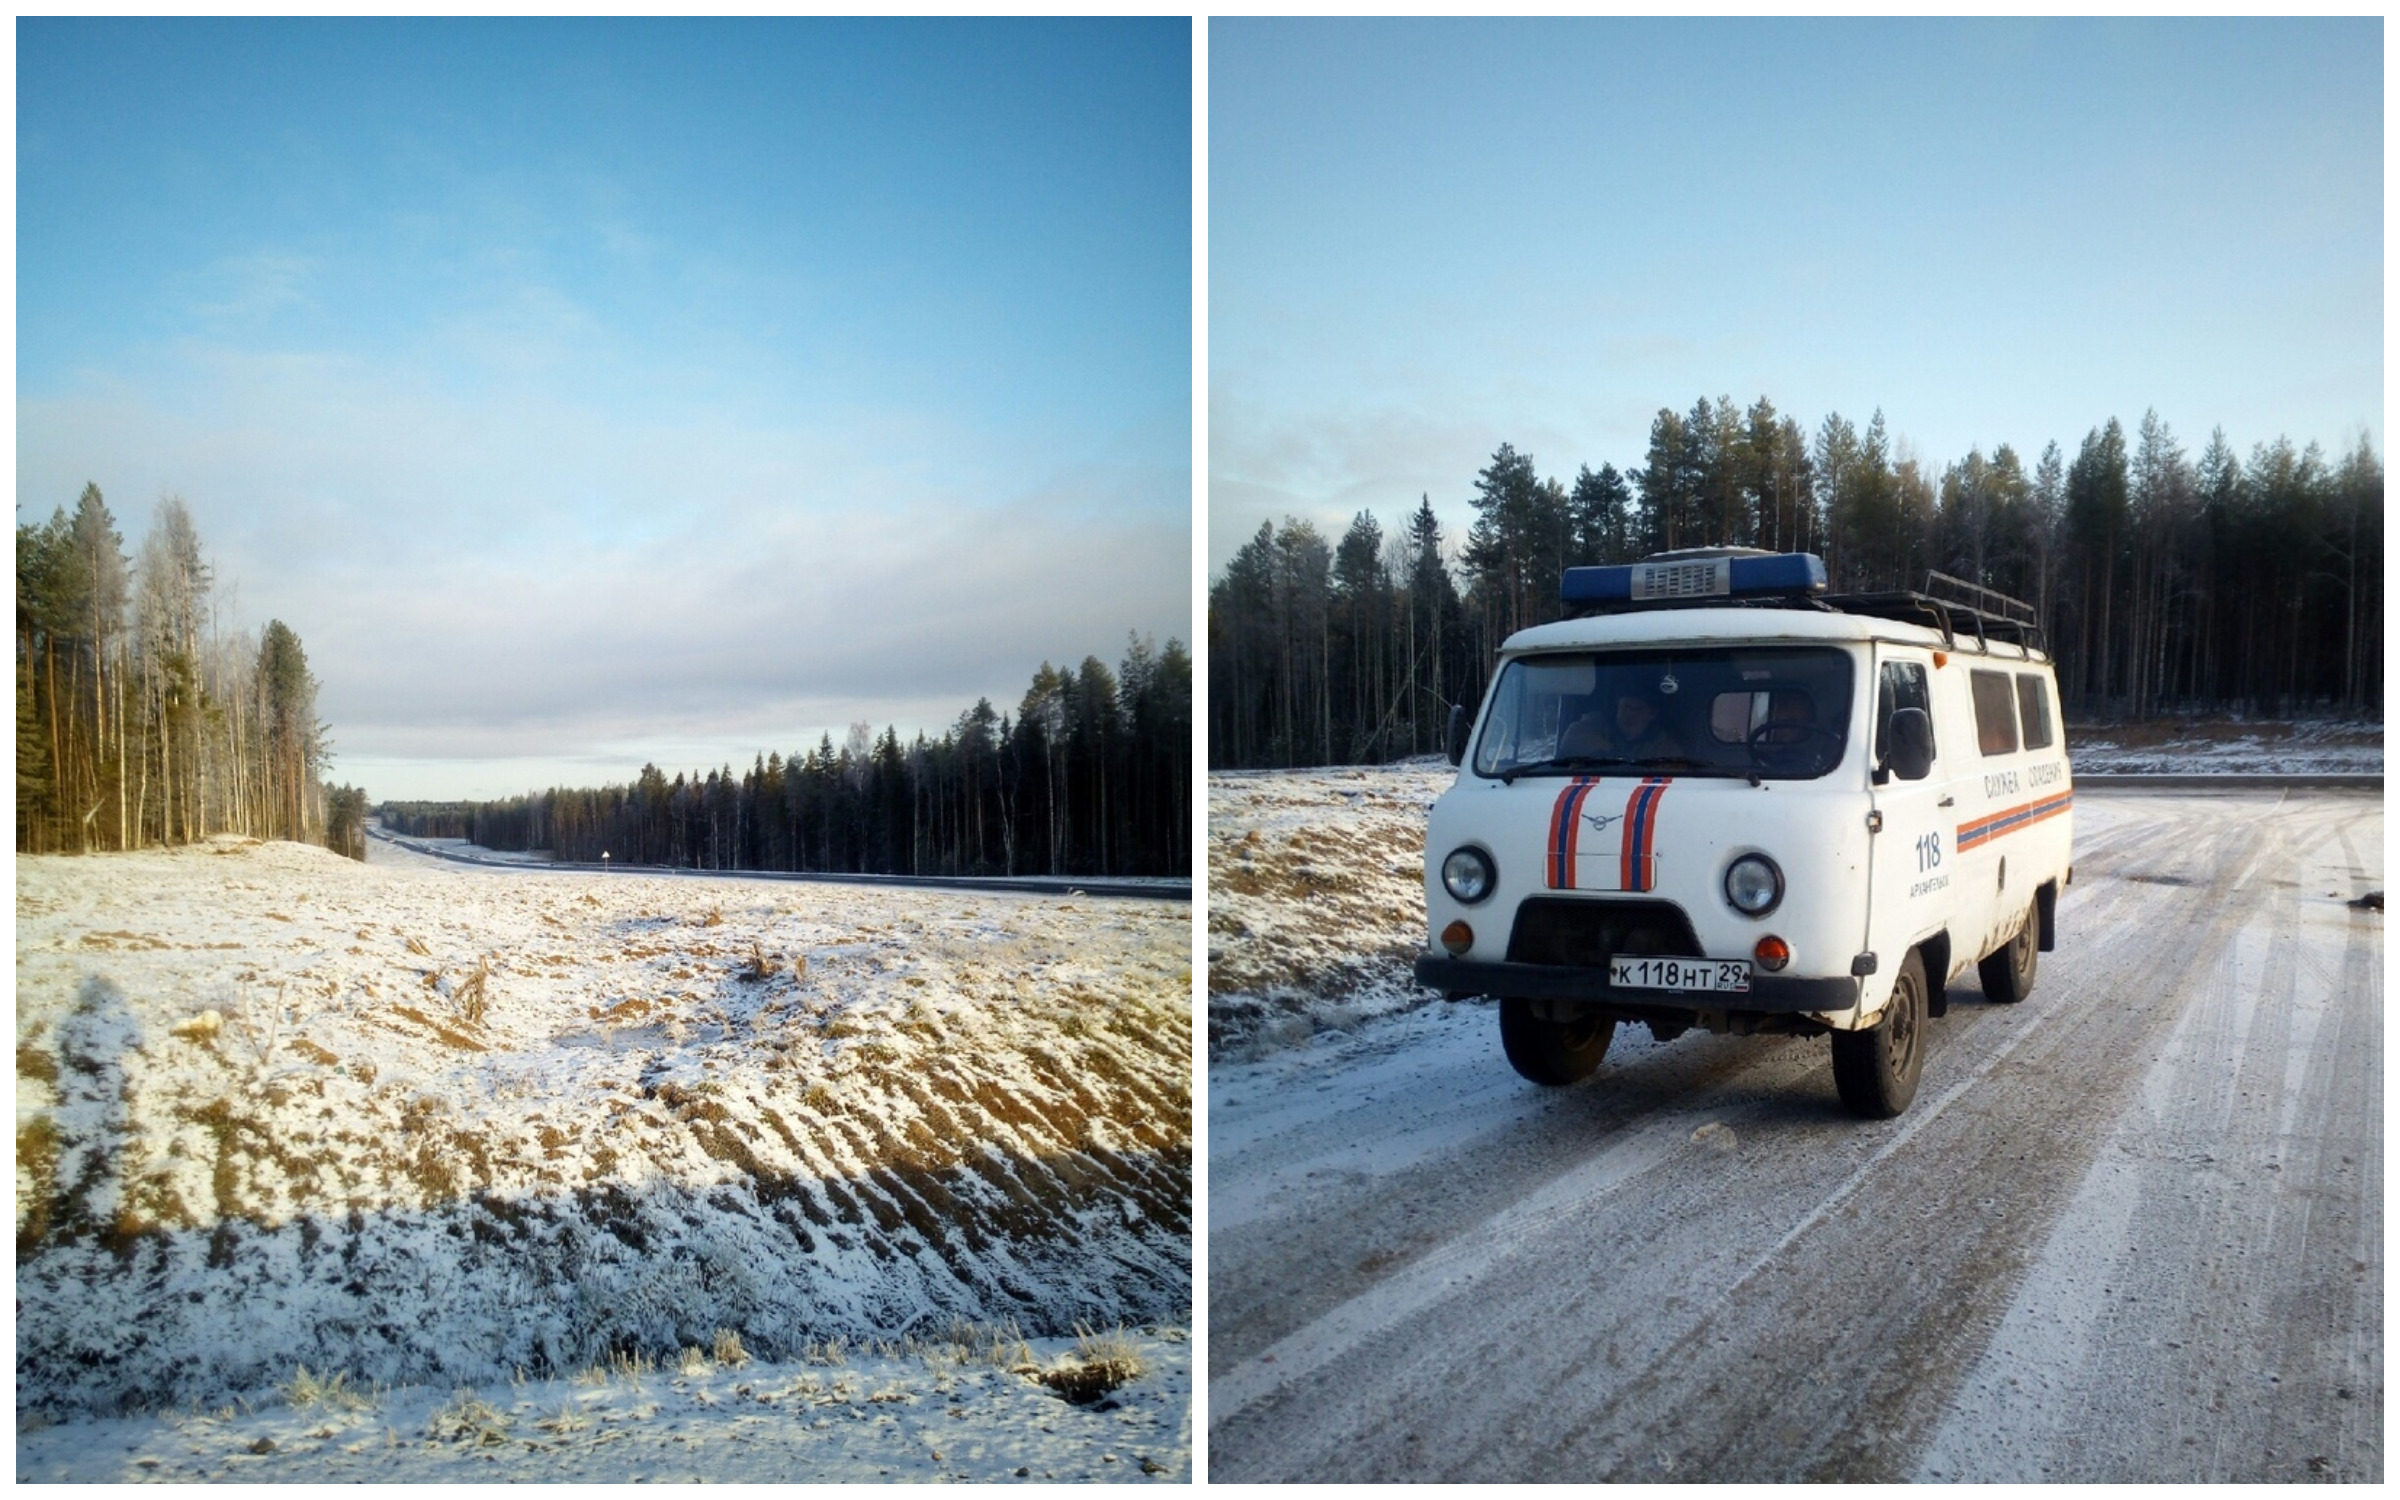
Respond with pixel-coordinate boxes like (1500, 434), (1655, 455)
(1209, 395), (2382, 769)
(379, 633), (1192, 879)
(17, 484), (362, 857)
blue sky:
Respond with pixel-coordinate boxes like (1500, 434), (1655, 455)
(20, 18), (1191, 801)
(1209, 17), (2382, 574)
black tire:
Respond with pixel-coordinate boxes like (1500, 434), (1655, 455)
(1498, 998), (1615, 1086)
(1977, 900), (2039, 1005)
(1831, 949), (1927, 1119)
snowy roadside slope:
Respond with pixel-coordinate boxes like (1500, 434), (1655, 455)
(1206, 764), (1455, 1058)
(16, 839), (1190, 1422)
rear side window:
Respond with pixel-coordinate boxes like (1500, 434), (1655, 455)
(2016, 674), (2055, 750)
(1875, 661), (1934, 765)
(1971, 670), (2020, 755)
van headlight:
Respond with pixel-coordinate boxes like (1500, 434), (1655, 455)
(1724, 854), (1784, 917)
(1442, 847), (1496, 904)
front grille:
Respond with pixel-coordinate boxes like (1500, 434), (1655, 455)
(1506, 898), (1703, 968)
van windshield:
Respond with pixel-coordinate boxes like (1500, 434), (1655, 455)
(1473, 646), (1856, 781)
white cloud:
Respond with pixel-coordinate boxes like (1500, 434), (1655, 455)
(20, 342), (1188, 802)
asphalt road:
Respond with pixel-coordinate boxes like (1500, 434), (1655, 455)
(366, 824), (1190, 902)
(1206, 786), (2381, 1482)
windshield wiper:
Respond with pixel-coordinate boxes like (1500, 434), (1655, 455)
(1496, 755), (1645, 784)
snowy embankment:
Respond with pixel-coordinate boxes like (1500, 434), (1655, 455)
(1206, 719), (2381, 1061)
(16, 837), (1191, 1475)
(1206, 762), (1455, 1060)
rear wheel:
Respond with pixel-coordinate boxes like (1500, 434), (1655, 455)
(1832, 949), (1927, 1118)
(1977, 899), (2040, 1004)
(1499, 999), (1614, 1086)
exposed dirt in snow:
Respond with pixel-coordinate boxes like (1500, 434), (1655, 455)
(1206, 785), (2381, 1481)
(16, 836), (1191, 1450)
(16, 1325), (1189, 1482)
(1205, 762), (1453, 1059)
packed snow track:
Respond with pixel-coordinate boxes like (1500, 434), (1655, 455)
(1207, 786), (2380, 1482)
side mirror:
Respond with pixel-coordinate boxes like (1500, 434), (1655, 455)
(1445, 704), (1471, 767)
(1881, 706), (1934, 782)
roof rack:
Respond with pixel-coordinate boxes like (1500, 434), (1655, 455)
(1817, 573), (2047, 658)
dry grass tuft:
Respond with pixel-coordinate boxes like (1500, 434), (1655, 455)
(1033, 1324), (1147, 1405)
(712, 1328), (750, 1368)
(741, 940), (775, 982)
(702, 905), (724, 928)
(281, 1364), (373, 1413)
(607, 1348), (655, 1383)
(804, 1334), (849, 1368)
(404, 935), (430, 956)
(455, 956), (491, 1026)
(426, 1387), (512, 1446)
(536, 1399), (590, 1435)
(677, 1345), (711, 1377)
(166, 1012), (223, 1044)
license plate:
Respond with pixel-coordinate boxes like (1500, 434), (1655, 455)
(1609, 956), (1752, 993)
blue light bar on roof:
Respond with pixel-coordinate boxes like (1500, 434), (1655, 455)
(1561, 551), (1827, 604)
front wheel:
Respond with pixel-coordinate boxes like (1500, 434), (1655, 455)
(1977, 899), (2039, 1005)
(1499, 999), (1615, 1086)
(1831, 949), (1927, 1118)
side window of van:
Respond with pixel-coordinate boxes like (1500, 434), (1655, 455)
(1970, 669), (2020, 755)
(2015, 673), (2054, 750)
(1874, 661), (1934, 767)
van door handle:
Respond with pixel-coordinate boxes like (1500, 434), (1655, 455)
(1938, 796), (1955, 807)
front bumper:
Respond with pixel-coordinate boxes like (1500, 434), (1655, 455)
(1414, 954), (1858, 1015)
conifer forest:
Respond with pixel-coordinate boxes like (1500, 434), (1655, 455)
(1209, 397), (2382, 770)
(380, 635), (1192, 880)
(16, 486), (367, 858)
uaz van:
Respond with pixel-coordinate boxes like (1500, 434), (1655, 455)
(1414, 549), (2072, 1119)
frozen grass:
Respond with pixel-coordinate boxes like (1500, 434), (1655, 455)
(16, 839), (1191, 1422)
(15, 1327), (1193, 1482)
(1207, 763), (1456, 1058)
(1036, 1324), (1149, 1405)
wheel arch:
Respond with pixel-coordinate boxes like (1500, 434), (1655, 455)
(1914, 930), (1954, 1019)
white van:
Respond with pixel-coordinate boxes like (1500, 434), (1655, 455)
(1415, 548), (2072, 1118)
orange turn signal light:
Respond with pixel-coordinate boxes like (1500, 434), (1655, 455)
(1932, 650), (1949, 668)
(1754, 935), (1791, 971)
(1441, 921), (1474, 956)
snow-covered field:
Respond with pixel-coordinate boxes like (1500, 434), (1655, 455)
(17, 835), (1191, 1479)
(2065, 714), (2382, 775)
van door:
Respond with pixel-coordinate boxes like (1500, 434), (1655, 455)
(1863, 647), (1952, 1014)
(1951, 663), (2027, 965)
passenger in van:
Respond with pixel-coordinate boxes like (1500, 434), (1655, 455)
(1558, 687), (1686, 762)
(1764, 689), (1814, 731)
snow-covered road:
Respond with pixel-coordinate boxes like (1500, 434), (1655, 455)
(1206, 786), (2381, 1481)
